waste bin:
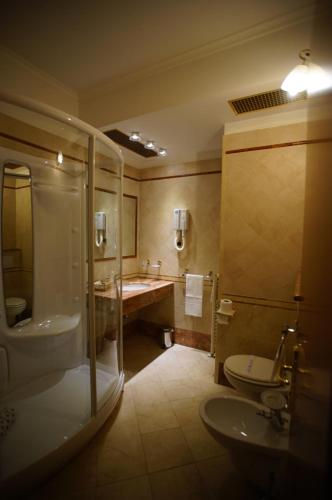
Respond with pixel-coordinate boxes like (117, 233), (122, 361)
(161, 327), (173, 349)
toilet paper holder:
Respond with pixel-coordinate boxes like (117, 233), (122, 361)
(216, 299), (235, 325)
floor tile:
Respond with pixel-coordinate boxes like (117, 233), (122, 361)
(132, 381), (168, 411)
(181, 421), (228, 461)
(170, 398), (202, 427)
(196, 455), (260, 500)
(136, 400), (179, 434)
(161, 378), (200, 401)
(149, 464), (205, 500)
(96, 475), (152, 500)
(96, 419), (147, 485)
(141, 428), (193, 473)
(126, 363), (162, 386)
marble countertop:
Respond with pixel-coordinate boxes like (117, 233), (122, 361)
(94, 278), (174, 315)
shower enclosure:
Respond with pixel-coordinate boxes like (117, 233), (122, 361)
(0, 93), (123, 495)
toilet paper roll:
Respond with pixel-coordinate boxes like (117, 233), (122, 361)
(220, 299), (233, 314)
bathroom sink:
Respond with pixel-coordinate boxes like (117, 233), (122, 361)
(122, 283), (151, 292)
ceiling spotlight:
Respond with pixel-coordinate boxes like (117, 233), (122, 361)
(281, 49), (331, 96)
(129, 131), (141, 142)
(158, 147), (168, 157)
(144, 140), (156, 150)
(56, 151), (64, 165)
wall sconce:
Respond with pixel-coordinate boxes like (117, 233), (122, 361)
(281, 49), (330, 96)
(56, 151), (64, 166)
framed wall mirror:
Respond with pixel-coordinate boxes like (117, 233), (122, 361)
(94, 187), (137, 260)
(2, 164), (33, 326)
(123, 194), (137, 259)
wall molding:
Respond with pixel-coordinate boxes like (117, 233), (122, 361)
(80, 3), (315, 101)
(129, 319), (211, 352)
(0, 45), (77, 99)
(222, 292), (298, 311)
(124, 170), (221, 183)
(138, 273), (214, 287)
(140, 170), (221, 182)
(225, 137), (332, 154)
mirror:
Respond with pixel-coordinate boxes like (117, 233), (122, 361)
(123, 195), (137, 258)
(94, 188), (137, 260)
(2, 164), (33, 326)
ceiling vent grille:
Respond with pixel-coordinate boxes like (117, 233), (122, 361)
(229, 89), (307, 115)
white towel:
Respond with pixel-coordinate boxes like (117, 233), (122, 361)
(185, 274), (203, 317)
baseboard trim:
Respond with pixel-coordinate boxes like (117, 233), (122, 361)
(124, 319), (211, 352)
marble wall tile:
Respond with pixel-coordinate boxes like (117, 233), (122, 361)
(216, 122), (306, 375)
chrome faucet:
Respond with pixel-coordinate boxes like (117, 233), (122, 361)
(256, 408), (287, 431)
(271, 324), (297, 382)
(257, 390), (288, 431)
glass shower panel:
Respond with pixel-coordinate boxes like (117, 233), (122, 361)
(94, 138), (122, 410)
(0, 100), (91, 480)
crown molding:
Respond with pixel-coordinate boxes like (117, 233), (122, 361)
(80, 2), (315, 101)
(0, 45), (78, 98)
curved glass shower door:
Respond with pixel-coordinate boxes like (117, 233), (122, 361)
(93, 138), (122, 411)
(0, 95), (123, 488)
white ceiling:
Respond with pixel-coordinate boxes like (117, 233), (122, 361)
(0, 0), (315, 167)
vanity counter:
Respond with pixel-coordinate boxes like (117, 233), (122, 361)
(94, 278), (174, 315)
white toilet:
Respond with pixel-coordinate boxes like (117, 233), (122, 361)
(224, 354), (286, 398)
(5, 297), (27, 326)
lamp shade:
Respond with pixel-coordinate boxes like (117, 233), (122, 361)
(306, 62), (331, 94)
(281, 63), (309, 96)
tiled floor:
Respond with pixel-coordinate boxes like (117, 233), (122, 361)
(28, 334), (260, 500)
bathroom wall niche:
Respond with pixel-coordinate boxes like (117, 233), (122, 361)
(94, 188), (137, 260)
(2, 163), (33, 326)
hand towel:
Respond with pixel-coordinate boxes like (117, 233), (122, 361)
(185, 274), (203, 317)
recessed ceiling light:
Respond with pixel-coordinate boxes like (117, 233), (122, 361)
(158, 148), (168, 157)
(129, 131), (141, 142)
(144, 140), (156, 150)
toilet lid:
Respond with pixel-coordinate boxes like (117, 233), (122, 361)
(5, 297), (26, 307)
(224, 355), (279, 384)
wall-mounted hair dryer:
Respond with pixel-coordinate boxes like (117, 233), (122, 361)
(173, 208), (188, 251)
(95, 212), (106, 247)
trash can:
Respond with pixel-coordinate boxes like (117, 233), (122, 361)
(161, 327), (173, 349)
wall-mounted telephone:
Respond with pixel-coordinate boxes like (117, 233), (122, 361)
(95, 212), (106, 247)
(173, 209), (189, 251)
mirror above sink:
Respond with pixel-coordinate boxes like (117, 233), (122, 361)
(94, 188), (137, 261)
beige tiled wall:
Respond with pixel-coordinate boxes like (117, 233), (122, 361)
(138, 159), (221, 337)
(216, 123), (306, 373)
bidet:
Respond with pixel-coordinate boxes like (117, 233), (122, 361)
(199, 394), (289, 492)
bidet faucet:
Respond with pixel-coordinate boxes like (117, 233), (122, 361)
(271, 324), (297, 382)
(258, 390), (288, 431)
(257, 408), (287, 431)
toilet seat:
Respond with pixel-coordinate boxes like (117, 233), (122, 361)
(5, 297), (27, 309)
(224, 354), (281, 387)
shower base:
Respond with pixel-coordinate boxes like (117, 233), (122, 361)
(0, 362), (119, 481)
